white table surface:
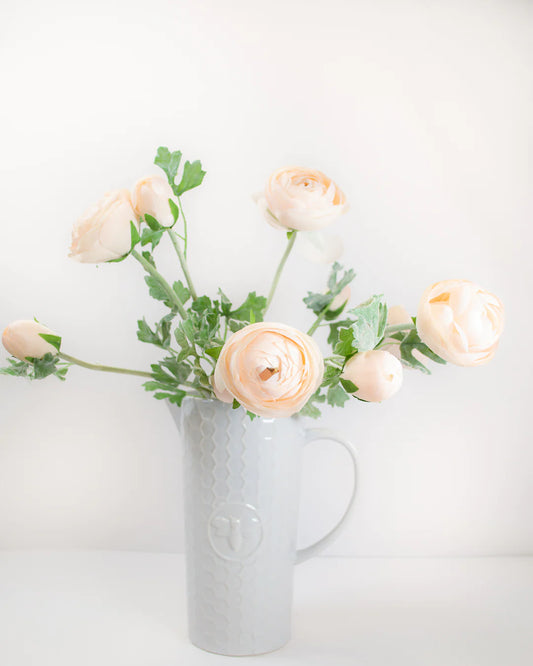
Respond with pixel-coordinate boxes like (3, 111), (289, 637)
(0, 551), (531, 666)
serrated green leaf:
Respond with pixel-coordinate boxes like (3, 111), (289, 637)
(144, 275), (169, 303)
(140, 227), (164, 250)
(399, 329), (446, 373)
(154, 147), (182, 184)
(176, 159), (206, 195)
(335, 328), (356, 357)
(230, 292), (266, 323)
(31, 353), (59, 379)
(327, 384), (350, 407)
(345, 295), (387, 353)
(141, 250), (156, 267)
(39, 333), (62, 352)
(173, 280), (191, 305)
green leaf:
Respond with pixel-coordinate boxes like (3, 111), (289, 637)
(340, 378), (358, 394)
(399, 329), (446, 373)
(154, 147), (182, 184)
(230, 292), (267, 323)
(173, 280), (191, 305)
(218, 289), (232, 317)
(169, 198), (180, 223)
(335, 328), (356, 357)
(140, 227), (164, 250)
(141, 250), (156, 267)
(144, 275), (169, 303)
(205, 345), (223, 360)
(176, 159), (206, 195)
(0, 358), (30, 377)
(130, 221), (141, 248)
(160, 357), (192, 383)
(322, 364), (342, 387)
(232, 398), (240, 409)
(345, 295), (387, 353)
(299, 390), (326, 418)
(246, 411), (258, 420)
(39, 333), (62, 352)
(30, 353), (60, 379)
(327, 384), (350, 407)
(144, 214), (161, 231)
(303, 291), (332, 315)
(327, 319), (352, 346)
(137, 318), (159, 346)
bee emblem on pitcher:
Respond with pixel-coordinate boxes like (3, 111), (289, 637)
(208, 503), (263, 561)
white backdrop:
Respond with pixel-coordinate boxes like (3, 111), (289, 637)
(0, 0), (531, 556)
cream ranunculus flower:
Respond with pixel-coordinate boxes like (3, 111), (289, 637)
(132, 175), (178, 228)
(417, 280), (504, 366)
(213, 322), (324, 417)
(2, 320), (58, 361)
(70, 190), (139, 263)
(341, 350), (403, 402)
(257, 166), (348, 232)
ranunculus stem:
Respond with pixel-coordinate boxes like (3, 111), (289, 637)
(265, 231), (297, 313)
(131, 249), (188, 319)
(167, 229), (198, 300)
(383, 323), (415, 336)
(58, 353), (153, 378)
(177, 196), (189, 258)
(307, 308), (328, 336)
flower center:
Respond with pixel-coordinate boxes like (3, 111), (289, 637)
(258, 367), (279, 381)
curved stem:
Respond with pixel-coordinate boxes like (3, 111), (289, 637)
(58, 352), (153, 378)
(167, 229), (198, 299)
(177, 196), (189, 258)
(131, 249), (188, 319)
(307, 308), (329, 336)
(383, 322), (415, 336)
(265, 231), (297, 313)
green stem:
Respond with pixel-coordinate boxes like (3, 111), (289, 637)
(167, 229), (198, 299)
(131, 249), (188, 319)
(265, 232), (297, 313)
(58, 353), (153, 378)
(307, 308), (329, 336)
(177, 196), (189, 258)
(383, 322), (415, 336)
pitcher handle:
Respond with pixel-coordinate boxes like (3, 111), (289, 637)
(295, 427), (358, 565)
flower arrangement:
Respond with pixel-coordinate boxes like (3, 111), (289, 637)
(1, 147), (505, 419)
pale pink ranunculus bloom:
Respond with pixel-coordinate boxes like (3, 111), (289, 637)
(2, 320), (58, 361)
(70, 189), (138, 263)
(417, 280), (504, 367)
(213, 322), (324, 418)
(132, 175), (178, 228)
(342, 350), (403, 402)
(256, 166), (348, 232)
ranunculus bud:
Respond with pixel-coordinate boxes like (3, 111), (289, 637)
(132, 175), (178, 228)
(70, 190), (139, 263)
(330, 285), (351, 312)
(256, 166), (348, 231)
(2, 320), (58, 361)
(213, 322), (324, 418)
(417, 280), (504, 366)
(341, 350), (403, 402)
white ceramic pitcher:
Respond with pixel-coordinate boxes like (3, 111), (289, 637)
(170, 397), (358, 656)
